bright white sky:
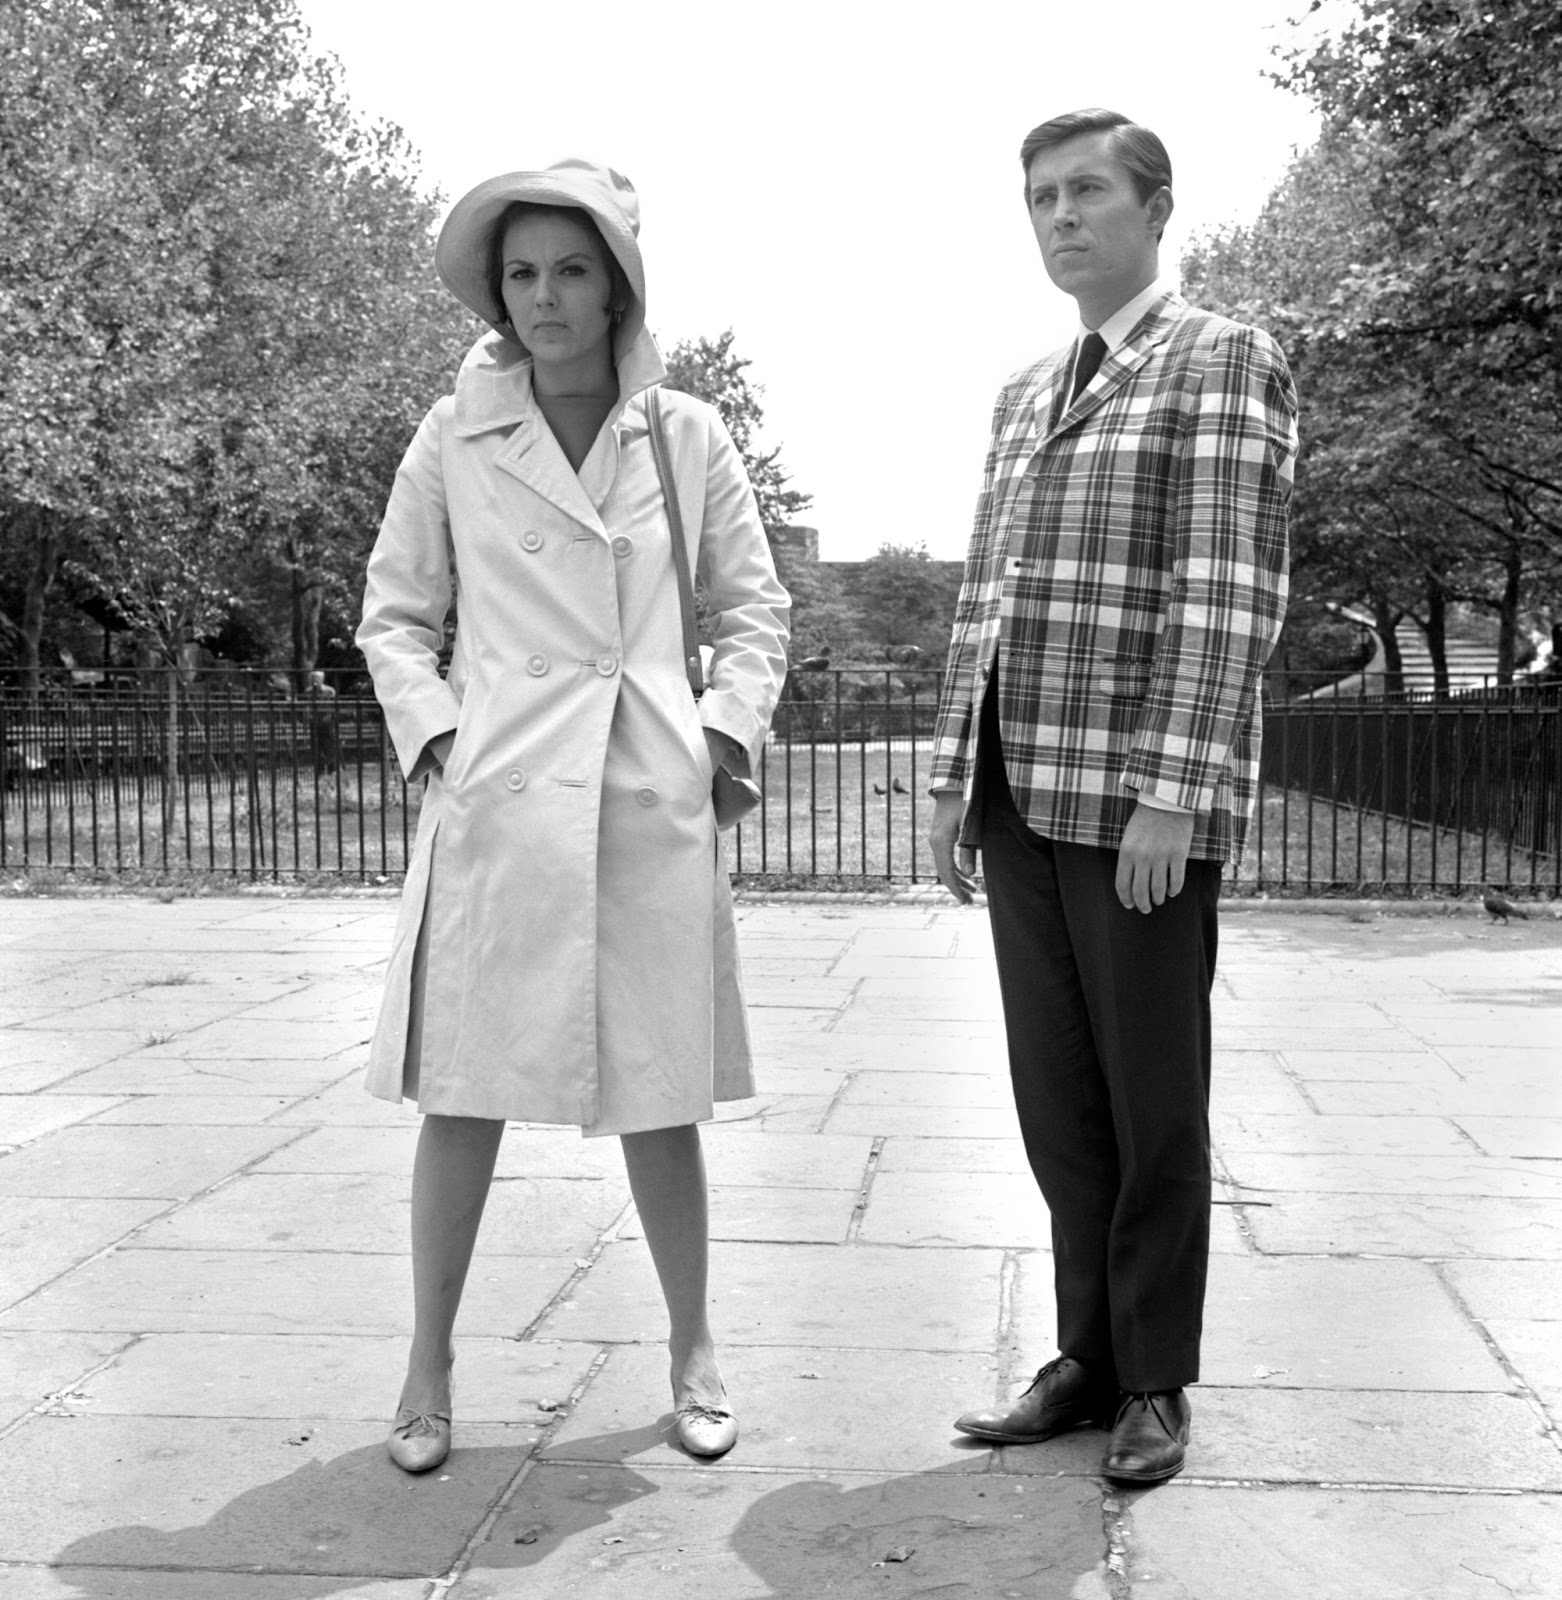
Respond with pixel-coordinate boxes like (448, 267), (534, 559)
(295, 0), (1326, 559)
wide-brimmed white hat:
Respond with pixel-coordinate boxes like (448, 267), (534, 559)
(434, 158), (646, 347)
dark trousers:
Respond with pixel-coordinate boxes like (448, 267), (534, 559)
(976, 697), (1220, 1391)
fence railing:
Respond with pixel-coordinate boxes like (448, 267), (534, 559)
(2, 668), (1557, 896)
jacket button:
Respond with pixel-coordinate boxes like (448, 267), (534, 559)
(505, 768), (527, 791)
(636, 786), (658, 806)
(521, 530), (543, 552)
(596, 654), (619, 677)
(527, 653), (549, 676)
(611, 535), (633, 558)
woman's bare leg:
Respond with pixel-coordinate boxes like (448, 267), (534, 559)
(398, 1112), (506, 1413)
(619, 1123), (726, 1407)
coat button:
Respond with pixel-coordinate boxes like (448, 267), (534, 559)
(521, 530), (543, 552)
(636, 786), (658, 806)
(505, 768), (527, 791)
(611, 534), (633, 558)
(596, 654), (619, 677)
(527, 653), (549, 676)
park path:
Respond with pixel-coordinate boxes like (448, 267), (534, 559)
(0, 891), (1559, 1598)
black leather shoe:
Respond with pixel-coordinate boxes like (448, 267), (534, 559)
(1102, 1389), (1191, 1482)
(954, 1356), (1117, 1444)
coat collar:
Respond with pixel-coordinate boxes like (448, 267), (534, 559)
(450, 325), (667, 438)
(1033, 289), (1187, 443)
(449, 326), (668, 536)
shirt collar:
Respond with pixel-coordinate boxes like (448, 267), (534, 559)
(1078, 276), (1172, 355)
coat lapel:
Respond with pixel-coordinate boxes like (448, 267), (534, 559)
(450, 330), (610, 536)
(491, 416), (609, 536)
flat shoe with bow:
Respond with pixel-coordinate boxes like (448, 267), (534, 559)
(387, 1406), (452, 1474)
(674, 1397), (738, 1459)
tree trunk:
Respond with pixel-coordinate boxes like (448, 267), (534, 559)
(1368, 594), (1405, 697)
(1495, 545), (1522, 686)
(19, 508), (60, 697)
(1424, 577), (1449, 698)
(163, 664), (180, 837)
(288, 546), (323, 688)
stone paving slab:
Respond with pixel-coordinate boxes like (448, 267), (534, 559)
(463, 1463), (1110, 1600)
(0, 1123), (298, 1199)
(61, 1055), (359, 1098)
(1183, 1387), (1562, 1490)
(3, 895), (1561, 1597)
(70, 1332), (599, 1423)
(1121, 1485), (1562, 1600)
(1, 1031), (151, 1093)
(87, 1093), (300, 1125)
(0, 1093), (125, 1148)
(0, 1248), (578, 1338)
(1223, 1152), (1562, 1198)
(1242, 1189), (1562, 1257)
(546, 1341), (1000, 1474)
(0, 1571), (426, 1599)
(1454, 1115), (1562, 1158)
(536, 1239), (1006, 1352)
(0, 1414), (535, 1573)
(0, 1196), (169, 1307)
(1443, 1257), (1562, 1320)
(1197, 1255), (1510, 1390)
(620, 1184), (858, 1244)
(0, 1329), (133, 1430)
(131, 1172), (631, 1257)
(855, 1170), (1049, 1249)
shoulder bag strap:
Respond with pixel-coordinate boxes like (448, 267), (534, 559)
(644, 386), (705, 699)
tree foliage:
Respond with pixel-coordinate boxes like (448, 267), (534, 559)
(0, 0), (467, 685)
(1184, 0), (1562, 688)
(661, 329), (812, 529)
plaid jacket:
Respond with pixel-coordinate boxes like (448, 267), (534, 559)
(931, 292), (1296, 864)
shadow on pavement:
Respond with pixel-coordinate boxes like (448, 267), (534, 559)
(48, 1437), (538, 1594)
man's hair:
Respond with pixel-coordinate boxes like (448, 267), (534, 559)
(1019, 108), (1173, 210)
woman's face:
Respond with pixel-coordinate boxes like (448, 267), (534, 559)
(498, 211), (617, 375)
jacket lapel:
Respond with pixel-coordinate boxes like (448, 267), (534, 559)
(1041, 292), (1186, 444)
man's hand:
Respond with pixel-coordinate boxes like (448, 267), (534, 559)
(1114, 802), (1195, 914)
(930, 791), (978, 905)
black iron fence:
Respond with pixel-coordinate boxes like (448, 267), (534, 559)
(1, 668), (1557, 897)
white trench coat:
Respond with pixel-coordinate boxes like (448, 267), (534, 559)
(357, 328), (790, 1133)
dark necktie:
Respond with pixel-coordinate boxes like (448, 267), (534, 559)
(1070, 331), (1107, 402)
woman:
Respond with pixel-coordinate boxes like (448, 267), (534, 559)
(356, 159), (789, 1473)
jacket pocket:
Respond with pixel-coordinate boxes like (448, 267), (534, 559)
(1097, 655), (1152, 699)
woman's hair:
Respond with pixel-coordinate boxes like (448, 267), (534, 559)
(485, 201), (632, 325)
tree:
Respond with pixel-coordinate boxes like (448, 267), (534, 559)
(1266, 0), (1562, 678)
(661, 330), (812, 529)
(850, 542), (960, 666)
(1184, 99), (1561, 689)
(0, 0), (468, 686)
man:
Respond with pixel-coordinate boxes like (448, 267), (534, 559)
(929, 109), (1295, 1483)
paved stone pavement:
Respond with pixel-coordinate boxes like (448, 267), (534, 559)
(1, 891), (1559, 1599)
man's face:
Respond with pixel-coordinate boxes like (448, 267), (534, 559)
(1025, 131), (1169, 322)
